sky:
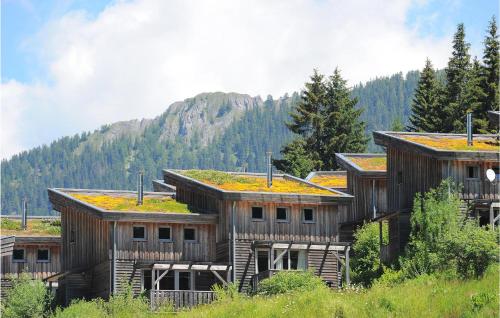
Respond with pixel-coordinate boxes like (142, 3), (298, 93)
(1, 0), (498, 159)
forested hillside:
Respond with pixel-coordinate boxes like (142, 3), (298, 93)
(1, 71), (419, 215)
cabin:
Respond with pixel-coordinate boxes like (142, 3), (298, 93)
(373, 131), (500, 246)
(0, 217), (61, 297)
(48, 189), (228, 308)
(162, 170), (354, 294)
(305, 171), (348, 193)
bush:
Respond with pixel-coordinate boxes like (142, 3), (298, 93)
(1, 273), (53, 318)
(53, 299), (106, 318)
(350, 222), (387, 286)
(256, 270), (325, 296)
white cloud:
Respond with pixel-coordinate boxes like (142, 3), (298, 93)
(1, 0), (452, 159)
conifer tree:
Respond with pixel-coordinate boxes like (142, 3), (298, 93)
(481, 16), (499, 115)
(465, 58), (488, 133)
(408, 59), (445, 132)
(275, 68), (367, 175)
(444, 23), (471, 132)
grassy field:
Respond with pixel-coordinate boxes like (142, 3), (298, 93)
(174, 266), (498, 318)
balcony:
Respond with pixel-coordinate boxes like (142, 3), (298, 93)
(150, 290), (216, 310)
(460, 180), (499, 201)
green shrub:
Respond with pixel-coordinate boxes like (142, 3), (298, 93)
(256, 270), (325, 296)
(1, 273), (53, 318)
(212, 282), (240, 302)
(52, 299), (106, 318)
(350, 222), (387, 286)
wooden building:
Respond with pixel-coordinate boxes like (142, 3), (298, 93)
(162, 170), (354, 294)
(48, 188), (230, 308)
(374, 131), (500, 246)
(1, 217), (61, 297)
(305, 171), (348, 193)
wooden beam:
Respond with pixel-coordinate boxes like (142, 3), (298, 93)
(211, 270), (228, 286)
(154, 267), (171, 286)
(271, 243), (345, 251)
(152, 264), (232, 271)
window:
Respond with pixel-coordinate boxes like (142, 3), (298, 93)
(133, 226), (146, 240)
(256, 250), (270, 273)
(397, 171), (403, 184)
(303, 208), (314, 223)
(494, 167), (500, 181)
(273, 250), (307, 270)
(178, 272), (191, 290)
(184, 228), (196, 241)
(158, 227), (171, 241)
(70, 228), (76, 243)
(37, 249), (50, 262)
(251, 206), (263, 220)
(12, 249), (25, 262)
(466, 166), (479, 179)
(142, 270), (152, 291)
(276, 207), (288, 222)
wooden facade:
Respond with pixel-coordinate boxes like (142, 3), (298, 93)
(374, 131), (500, 247)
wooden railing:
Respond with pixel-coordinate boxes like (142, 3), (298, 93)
(150, 290), (216, 310)
(460, 180), (498, 200)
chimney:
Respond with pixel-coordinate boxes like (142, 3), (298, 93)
(137, 172), (144, 205)
(266, 151), (273, 188)
(467, 112), (473, 146)
(21, 198), (28, 230)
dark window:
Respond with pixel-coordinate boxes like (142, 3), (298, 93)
(143, 270), (152, 291)
(179, 272), (191, 290)
(12, 249), (24, 262)
(184, 228), (196, 241)
(257, 250), (269, 273)
(133, 226), (146, 240)
(467, 166), (479, 179)
(159, 271), (175, 290)
(290, 251), (299, 269)
(274, 250), (290, 269)
(252, 207), (263, 220)
(397, 171), (403, 184)
(37, 249), (49, 262)
(70, 229), (76, 243)
(158, 227), (171, 241)
(276, 207), (288, 221)
(494, 167), (500, 181)
(303, 208), (314, 222)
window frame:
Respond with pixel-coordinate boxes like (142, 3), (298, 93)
(275, 207), (289, 223)
(302, 208), (315, 223)
(251, 206), (264, 221)
(158, 226), (172, 242)
(12, 248), (26, 263)
(36, 248), (50, 263)
(132, 225), (147, 241)
(183, 228), (197, 242)
(465, 165), (480, 180)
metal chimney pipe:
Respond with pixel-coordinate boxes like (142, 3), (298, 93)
(137, 172), (144, 205)
(467, 112), (473, 146)
(266, 151), (273, 188)
(21, 198), (28, 230)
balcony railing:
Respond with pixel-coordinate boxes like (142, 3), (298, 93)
(460, 180), (499, 200)
(150, 290), (216, 310)
(251, 269), (281, 292)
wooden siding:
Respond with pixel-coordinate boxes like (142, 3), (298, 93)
(218, 201), (352, 243)
(114, 222), (216, 262)
(60, 207), (109, 271)
(347, 173), (387, 220)
(1, 242), (60, 279)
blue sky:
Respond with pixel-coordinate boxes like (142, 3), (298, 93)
(1, 0), (498, 159)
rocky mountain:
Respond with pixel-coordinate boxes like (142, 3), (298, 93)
(1, 71), (420, 215)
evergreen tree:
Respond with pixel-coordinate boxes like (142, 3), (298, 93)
(272, 139), (320, 178)
(391, 118), (404, 131)
(275, 68), (367, 175)
(481, 16), (499, 115)
(408, 59), (445, 132)
(444, 23), (471, 132)
(465, 58), (488, 133)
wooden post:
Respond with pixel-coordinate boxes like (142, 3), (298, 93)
(345, 246), (350, 286)
(231, 201), (236, 283)
(490, 203), (495, 229)
(112, 221), (117, 294)
(379, 220), (383, 266)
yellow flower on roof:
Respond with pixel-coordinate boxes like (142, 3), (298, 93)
(403, 136), (499, 152)
(349, 157), (386, 171)
(70, 194), (191, 213)
(310, 175), (347, 188)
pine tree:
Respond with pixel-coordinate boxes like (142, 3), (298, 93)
(275, 68), (367, 175)
(322, 68), (368, 169)
(481, 16), (499, 115)
(408, 59), (445, 132)
(445, 23), (471, 132)
(465, 58), (488, 133)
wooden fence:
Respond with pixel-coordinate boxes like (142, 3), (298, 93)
(150, 290), (216, 310)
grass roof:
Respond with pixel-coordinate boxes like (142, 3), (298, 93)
(70, 193), (192, 213)
(402, 135), (499, 152)
(1, 218), (61, 237)
(349, 156), (387, 171)
(309, 174), (347, 188)
(179, 170), (335, 195)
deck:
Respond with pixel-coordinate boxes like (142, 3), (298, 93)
(150, 290), (217, 309)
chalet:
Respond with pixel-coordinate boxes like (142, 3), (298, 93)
(1, 216), (61, 297)
(305, 170), (348, 193)
(162, 170), (354, 294)
(373, 131), (499, 246)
